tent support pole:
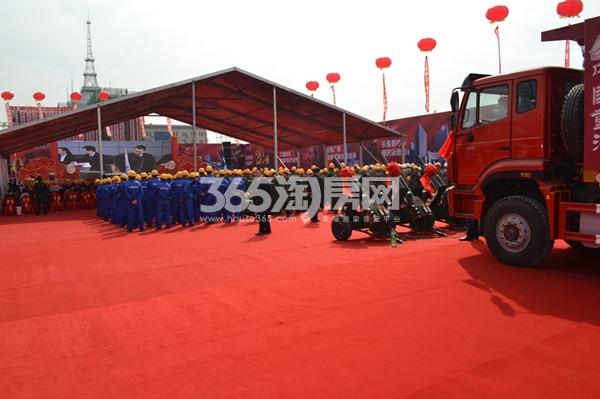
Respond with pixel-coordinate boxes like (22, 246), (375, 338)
(342, 112), (347, 164)
(401, 139), (406, 164)
(97, 105), (104, 176)
(0, 155), (8, 196)
(273, 86), (278, 170)
(192, 80), (197, 171)
(359, 144), (363, 165)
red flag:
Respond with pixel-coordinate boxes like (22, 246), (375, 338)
(438, 130), (455, 159)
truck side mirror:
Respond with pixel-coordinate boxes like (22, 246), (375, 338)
(450, 91), (459, 112)
(450, 91), (460, 129)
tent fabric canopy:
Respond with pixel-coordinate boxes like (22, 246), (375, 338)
(0, 68), (402, 155)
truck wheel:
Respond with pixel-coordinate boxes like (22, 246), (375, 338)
(484, 196), (554, 267)
(561, 83), (584, 162)
(332, 215), (353, 241)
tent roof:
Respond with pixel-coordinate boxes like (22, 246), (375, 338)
(0, 67), (402, 155)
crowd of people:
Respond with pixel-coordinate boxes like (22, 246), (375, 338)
(1, 177), (96, 216)
(92, 162), (445, 236)
(2, 161), (451, 237)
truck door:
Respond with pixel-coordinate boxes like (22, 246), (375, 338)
(455, 84), (512, 186)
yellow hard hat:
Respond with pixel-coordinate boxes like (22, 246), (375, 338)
(151, 169), (159, 176)
(181, 170), (189, 177)
(198, 167), (205, 173)
(135, 175), (142, 181)
(112, 176), (121, 183)
(205, 165), (213, 173)
(140, 172), (148, 178)
(127, 170), (137, 178)
(94, 178), (100, 184)
(160, 173), (168, 180)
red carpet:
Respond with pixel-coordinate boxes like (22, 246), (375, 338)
(1, 211), (599, 398)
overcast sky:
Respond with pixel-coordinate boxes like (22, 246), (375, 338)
(2, 0), (599, 125)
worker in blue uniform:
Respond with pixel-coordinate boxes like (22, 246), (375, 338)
(178, 170), (194, 227)
(228, 169), (247, 222)
(200, 165), (219, 224)
(218, 169), (231, 222)
(109, 176), (121, 225)
(192, 170), (203, 223)
(155, 173), (173, 230)
(171, 172), (184, 226)
(146, 169), (160, 227)
(123, 170), (145, 232)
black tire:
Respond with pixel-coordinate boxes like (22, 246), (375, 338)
(561, 83), (584, 162)
(332, 215), (353, 241)
(484, 195), (554, 267)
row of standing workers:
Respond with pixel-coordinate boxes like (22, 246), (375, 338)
(95, 166), (249, 232)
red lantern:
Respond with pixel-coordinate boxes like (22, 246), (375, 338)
(70, 91), (82, 103)
(375, 57), (392, 70)
(557, 0), (583, 18)
(418, 38), (437, 52)
(326, 73), (341, 84)
(486, 5), (509, 23)
(1, 91), (14, 101)
(305, 81), (319, 92)
(98, 90), (110, 101)
(33, 92), (45, 102)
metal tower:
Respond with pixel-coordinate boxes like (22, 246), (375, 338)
(81, 19), (100, 104)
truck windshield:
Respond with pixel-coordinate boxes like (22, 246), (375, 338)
(462, 91), (477, 129)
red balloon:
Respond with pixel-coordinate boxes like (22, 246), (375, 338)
(375, 57), (392, 69)
(418, 38), (437, 52)
(98, 90), (110, 101)
(486, 5), (509, 23)
(70, 91), (82, 102)
(557, 0), (583, 18)
(306, 81), (319, 91)
(1, 91), (14, 101)
(33, 92), (45, 102)
(326, 73), (341, 84)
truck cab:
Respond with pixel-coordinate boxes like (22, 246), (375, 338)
(446, 16), (600, 266)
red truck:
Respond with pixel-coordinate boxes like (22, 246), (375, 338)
(447, 16), (600, 267)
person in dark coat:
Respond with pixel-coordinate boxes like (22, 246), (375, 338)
(130, 145), (156, 173)
(58, 147), (77, 165)
(83, 146), (100, 171)
(32, 176), (49, 215)
(253, 169), (274, 235)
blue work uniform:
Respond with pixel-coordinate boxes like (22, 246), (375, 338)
(146, 176), (160, 226)
(180, 177), (195, 227)
(171, 178), (184, 225)
(227, 176), (247, 222)
(123, 178), (145, 232)
(200, 174), (219, 223)
(155, 180), (173, 229)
